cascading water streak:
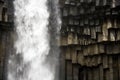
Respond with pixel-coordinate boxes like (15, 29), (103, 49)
(7, 0), (60, 80)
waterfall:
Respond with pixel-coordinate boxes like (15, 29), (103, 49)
(7, 0), (61, 80)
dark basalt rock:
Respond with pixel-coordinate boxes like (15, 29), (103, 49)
(60, 0), (120, 80)
(0, 0), (14, 80)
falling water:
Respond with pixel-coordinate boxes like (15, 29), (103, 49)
(7, 0), (61, 80)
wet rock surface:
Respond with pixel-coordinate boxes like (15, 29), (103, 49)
(60, 0), (120, 80)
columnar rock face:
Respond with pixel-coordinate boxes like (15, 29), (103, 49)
(0, 0), (7, 22)
(60, 0), (120, 80)
(0, 0), (14, 80)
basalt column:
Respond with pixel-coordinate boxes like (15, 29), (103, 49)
(60, 0), (120, 80)
(0, 0), (14, 80)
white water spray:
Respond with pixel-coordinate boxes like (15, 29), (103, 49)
(7, 0), (61, 80)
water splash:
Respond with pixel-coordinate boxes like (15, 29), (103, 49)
(7, 0), (61, 80)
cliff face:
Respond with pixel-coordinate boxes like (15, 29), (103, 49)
(0, 23), (14, 80)
(3, 0), (14, 22)
(0, 0), (14, 80)
(1, 0), (120, 80)
(60, 0), (120, 80)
